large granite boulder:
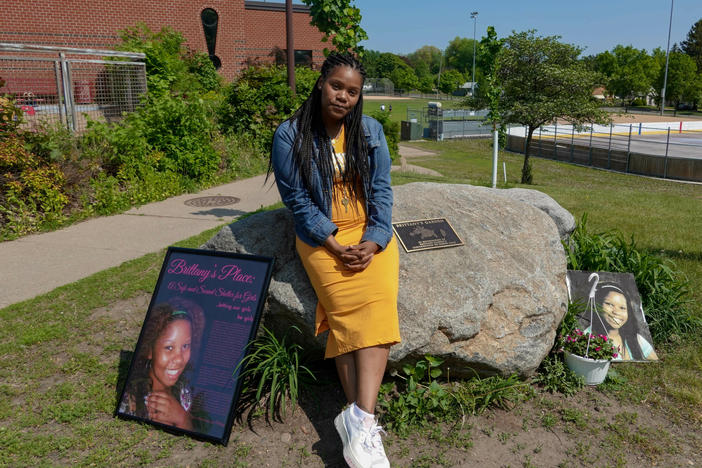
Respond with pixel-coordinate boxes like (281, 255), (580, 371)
(494, 188), (575, 240)
(201, 182), (569, 377)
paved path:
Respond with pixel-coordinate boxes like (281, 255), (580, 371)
(391, 143), (443, 177)
(0, 144), (442, 309)
(0, 175), (281, 309)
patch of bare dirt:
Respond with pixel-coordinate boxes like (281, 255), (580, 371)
(86, 295), (700, 467)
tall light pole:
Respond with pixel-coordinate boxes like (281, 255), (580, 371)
(437, 48), (444, 97)
(470, 11), (478, 97)
(660, 0), (674, 115)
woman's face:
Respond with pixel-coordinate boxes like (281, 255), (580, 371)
(148, 319), (192, 391)
(319, 65), (363, 125)
(601, 291), (628, 329)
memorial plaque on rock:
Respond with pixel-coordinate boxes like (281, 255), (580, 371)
(116, 247), (274, 445)
(392, 218), (464, 253)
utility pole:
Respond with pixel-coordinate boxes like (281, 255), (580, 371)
(470, 11), (478, 97)
(286, 0), (295, 96)
(661, 0), (674, 115)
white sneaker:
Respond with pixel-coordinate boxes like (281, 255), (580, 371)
(334, 407), (390, 468)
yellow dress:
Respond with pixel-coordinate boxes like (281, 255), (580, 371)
(295, 127), (401, 358)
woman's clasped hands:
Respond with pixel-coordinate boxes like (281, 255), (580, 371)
(326, 236), (379, 271)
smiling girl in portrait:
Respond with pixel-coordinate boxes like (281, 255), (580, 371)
(270, 52), (398, 468)
(590, 284), (657, 361)
(119, 297), (205, 430)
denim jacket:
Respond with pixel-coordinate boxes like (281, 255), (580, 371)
(271, 114), (394, 249)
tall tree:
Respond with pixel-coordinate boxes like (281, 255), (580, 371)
(467, 26), (504, 109)
(653, 50), (700, 114)
(407, 45), (443, 76)
(438, 69), (464, 94)
(302, 0), (368, 56)
(495, 30), (609, 184)
(681, 18), (702, 71)
(445, 36), (478, 75)
(593, 46), (658, 106)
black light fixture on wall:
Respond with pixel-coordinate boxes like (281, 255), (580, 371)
(201, 8), (221, 69)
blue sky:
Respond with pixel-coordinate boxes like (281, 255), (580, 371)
(348, 0), (702, 57)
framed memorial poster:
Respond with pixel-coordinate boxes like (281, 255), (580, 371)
(116, 247), (274, 444)
(566, 270), (658, 362)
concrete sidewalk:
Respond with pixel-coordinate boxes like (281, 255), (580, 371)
(0, 174), (281, 309)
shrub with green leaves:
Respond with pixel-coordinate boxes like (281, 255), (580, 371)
(0, 136), (68, 237)
(0, 83), (23, 139)
(220, 65), (318, 151)
(117, 23), (221, 96)
(369, 110), (399, 162)
(237, 326), (315, 421)
(564, 214), (697, 342)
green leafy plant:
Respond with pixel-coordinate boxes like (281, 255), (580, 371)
(377, 356), (529, 437)
(535, 301), (586, 395)
(533, 355), (584, 396)
(0, 82), (23, 138)
(302, 0), (368, 56)
(562, 329), (619, 361)
(219, 65), (318, 151)
(564, 214), (698, 342)
(450, 373), (530, 416)
(369, 110), (399, 162)
(0, 136), (68, 237)
(377, 355), (455, 437)
(237, 326), (315, 421)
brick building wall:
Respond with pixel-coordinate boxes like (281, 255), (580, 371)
(243, 2), (325, 68)
(0, 0), (326, 81)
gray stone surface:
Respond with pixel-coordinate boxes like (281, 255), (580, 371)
(201, 182), (569, 377)
(493, 188), (576, 240)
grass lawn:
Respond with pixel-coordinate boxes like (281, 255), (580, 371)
(1, 138), (700, 466)
(394, 137), (702, 417)
(364, 97), (465, 126)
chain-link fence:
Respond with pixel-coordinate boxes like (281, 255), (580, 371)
(506, 121), (702, 182)
(402, 106), (490, 141)
(363, 77), (394, 96)
(0, 43), (146, 133)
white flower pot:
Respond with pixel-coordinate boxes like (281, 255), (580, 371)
(564, 351), (611, 386)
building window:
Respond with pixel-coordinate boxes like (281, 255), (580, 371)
(273, 49), (313, 67)
(201, 8), (221, 69)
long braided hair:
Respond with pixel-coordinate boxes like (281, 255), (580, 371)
(273, 52), (370, 206)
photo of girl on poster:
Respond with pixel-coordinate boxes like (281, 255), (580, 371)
(566, 271), (658, 362)
(119, 297), (206, 430)
(591, 283), (658, 361)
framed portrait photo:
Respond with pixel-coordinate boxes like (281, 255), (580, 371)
(116, 247), (274, 444)
(566, 270), (658, 362)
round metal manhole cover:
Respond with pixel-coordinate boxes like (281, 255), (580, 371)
(184, 196), (240, 207)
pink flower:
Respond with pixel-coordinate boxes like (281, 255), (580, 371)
(595, 347), (601, 351)
(613, 353), (618, 358)
(602, 336), (608, 341)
